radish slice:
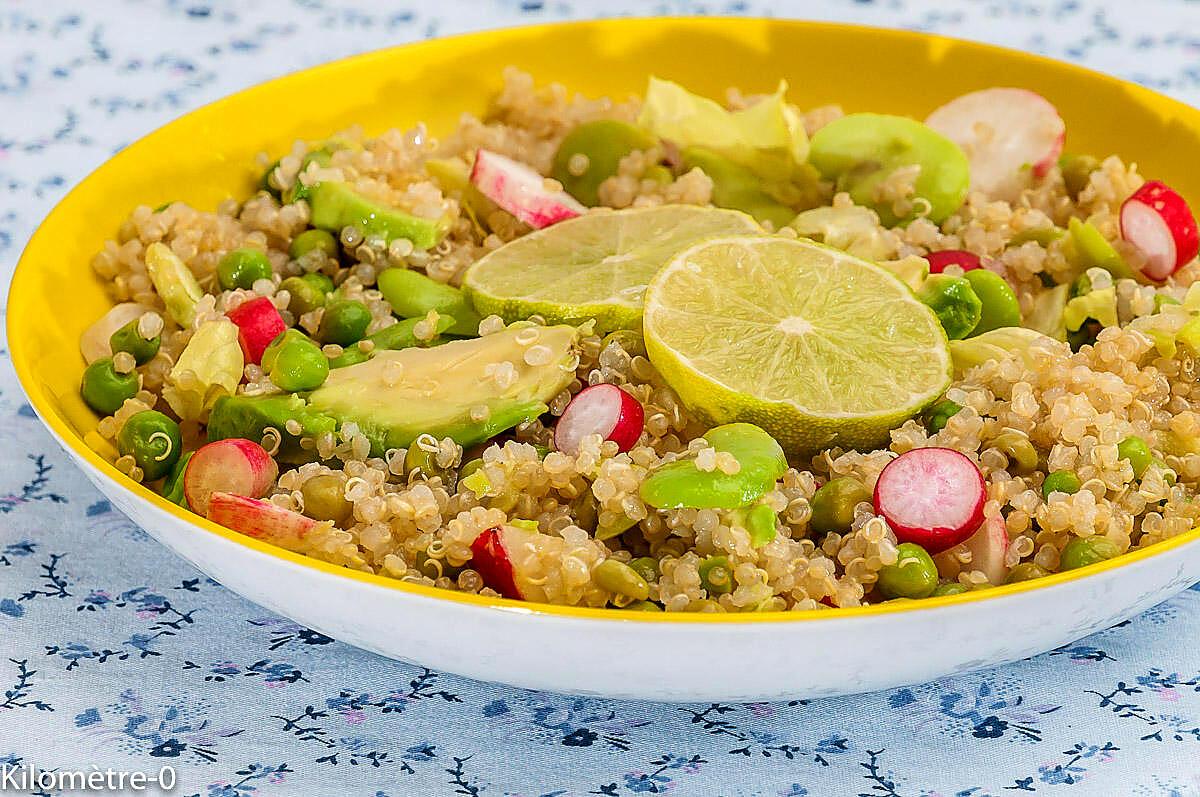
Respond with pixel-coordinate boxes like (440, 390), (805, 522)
(554, 384), (645, 456)
(874, 447), (986, 554)
(925, 88), (1065, 202)
(226, 296), (286, 365)
(470, 148), (585, 229)
(80, 302), (152, 364)
(184, 438), (279, 516)
(933, 514), (1010, 585)
(924, 249), (982, 274)
(470, 525), (523, 600)
(1120, 180), (1200, 281)
(207, 492), (315, 551)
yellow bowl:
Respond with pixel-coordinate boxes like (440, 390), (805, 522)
(11, 17), (1200, 700)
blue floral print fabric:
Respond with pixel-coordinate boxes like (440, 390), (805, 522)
(3, 2), (1200, 795)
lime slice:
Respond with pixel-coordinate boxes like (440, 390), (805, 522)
(643, 236), (952, 456)
(462, 206), (761, 335)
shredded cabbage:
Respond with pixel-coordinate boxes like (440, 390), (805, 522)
(876, 256), (929, 291)
(1063, 286), (1118, 332)
(789, 206), (898, 262)
(144, 242), (203, 327)
(163, 318), (244, 421)
(1023, 283), (1070, 341)
(638, 77), (809, 181)
(949, 327), (1056, 377)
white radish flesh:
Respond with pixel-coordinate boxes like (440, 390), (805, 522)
(1120, 180), (1200, 281)
(80, 303), (152, 364)
(933, 514), (1010, 585)
(554, 384), (645, 456)
(470, 148), (585, 229)
(184, 438), (278, 516)
(207, 492), (315, 551)
(873, 447), (986, 554)
(926, 88), (1065, 202)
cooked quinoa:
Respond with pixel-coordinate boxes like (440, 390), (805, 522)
(79, 68), (1200, 612)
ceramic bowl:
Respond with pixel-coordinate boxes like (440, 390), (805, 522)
(11, 17), (1200, 701)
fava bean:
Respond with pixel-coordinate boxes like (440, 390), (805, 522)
(917, 274), (982, 340)
(963, 269), (1021, 336)
(640, 423), (787, 510)
(594, 559), (650, 601)
(376, 268), (482, 337)
(262, 329), (329, 392)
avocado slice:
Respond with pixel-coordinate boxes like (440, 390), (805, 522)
(207, 394), (337, 462)
(308, 181), (449, 250)
(308, 323), (579, 455)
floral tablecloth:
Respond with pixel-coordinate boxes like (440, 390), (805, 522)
(4, 2), (1200, 795)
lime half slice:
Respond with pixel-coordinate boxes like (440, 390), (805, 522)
(643, 235), (952, 456)
(463, 205), (761, 335)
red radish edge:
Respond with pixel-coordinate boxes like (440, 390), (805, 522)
(226, 296), (286, 365)
(470, 526), (522, 600)
(184, 438), (279, 516)
(925, 87), (1065, 201)
(1120, 180), (1200, 281)
(924, 249), (982, 274)
(873, 447), (986, 554)
(555, 384), (645, 456)
(207, 492), (315, 549)
(470, 148), (585, 229)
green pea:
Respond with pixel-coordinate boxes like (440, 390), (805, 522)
(552, 120), (657, 207)
(117, 410), (182, 481)
(1060, 537), (1121, 571)
(698, 555), (734, 596)
(278, 277), (326, 316)
(1154, 293), (1182, 312)
(1006, 562), (1050, 583)
(963, 270), (1021, 337)
(623, 600), (662, 612)
(301, 473), (353, 524)
(924, 399), (963, 434)
(1042, 469), (1081, 499)
(318, 299), (371, 345)
(917, 274), (982, 340)
(217, 248), (272, 291)
(627, 556), (659, 584)
(80, 357), (139, 416)
(601, 329), (647, 358)
(109, 318), (161, 366)
(1117, 435), (1153, 478)
(877, 542), (938, 599)
(1059, 153), (1100, 201)
(593, 559), (651, 601)
(160, 450), (193, 507)
(262, 329), (329, 392)
(931, 582), (970, 597)
(809, 477), (871, 536)
(289, 229), (338, 261)
(376, 268), (481, 337)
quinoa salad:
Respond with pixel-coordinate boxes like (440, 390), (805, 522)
(78, 70), (1200, 612)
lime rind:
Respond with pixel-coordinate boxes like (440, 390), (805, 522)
(462, 206), (762, 335)
(643, 235), (952, 456)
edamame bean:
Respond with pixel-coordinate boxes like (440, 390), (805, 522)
(318, 299), (371, 345)
(81, 357), (139, 415)
(1117, 435), (1153, 478)
(623, 600), (662, 612)
(932, 582), (970, 597)
(301, 473), (353, 524)
(989, 431), (1038, 474)
(279, 276), (327, 316)
(328, 313), (457, 368)
(1006, 562), (1050, 583)
(289, 229), (338, 260)
(809, 477), (871, 536)
(627, 557), (659, 584)
(262, 329), (329, 392)
(217, 248), (272, 291)
(376, 268), (482, 337)
(1042, 469), (1081, 499)
(876, 542), (938, 599)
(1060, 537), (1120, 571)
(924, 399), (963, 433)
(117, 410), (182, 481)
(109, 318), (161, 365)
(698, 555), (733, 595)
(963, 269), (1021, 336)
(917, 274), (982, 340)
(551, 120), (656, 206)
(594, 559), (651, 601)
